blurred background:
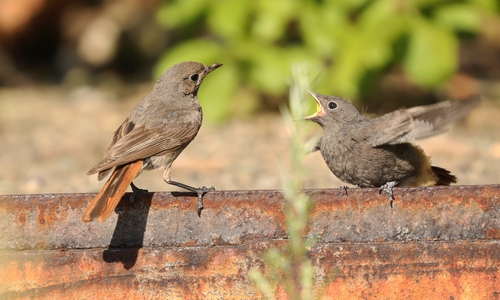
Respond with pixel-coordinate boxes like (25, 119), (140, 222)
(1, 0), (499, 195)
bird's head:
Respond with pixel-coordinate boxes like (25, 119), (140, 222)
(305, 91), (361, 127)
(156, 61), (222, 99)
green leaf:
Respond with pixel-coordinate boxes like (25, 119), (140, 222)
(251, 0), (298, 42)
(325, 0), (369, 11)
(433, 4), (482, 32)
(299, 260), (314, 300)
(248, 46), (311, 95)
(207, 0), (251, 40)
(411, 0), (449, 9)
(404, 19), (458, 87)
(299, 4), (345, 56)
(154, 39), (221, 79)
(262, 248), (289, 271)
(468, 0), (499, 12)
(249, 269), (275, 299)
(197, 63), (239, 123)
(358, 0), (408, 68)
(327, 36), (366, 97)
(156, 0), (207, 28)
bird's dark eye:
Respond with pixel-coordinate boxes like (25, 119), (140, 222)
(328, 102), (337, 109)
(189, 74), (199, 82)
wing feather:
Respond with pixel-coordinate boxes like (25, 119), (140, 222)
(88, 110), (201, 175)
(369, 95), (480, 147)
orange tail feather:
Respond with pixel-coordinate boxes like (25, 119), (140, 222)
(83, 160), (143, 223)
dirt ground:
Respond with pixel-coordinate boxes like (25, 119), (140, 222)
(1, 85), (499, 196)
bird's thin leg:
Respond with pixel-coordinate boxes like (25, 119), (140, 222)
(340, 185), (349, 196)
(379, 181), (398, 208)
(129, 182), (148, 205)
(163, 168), (214, 217)
(165, 180), (215, 217)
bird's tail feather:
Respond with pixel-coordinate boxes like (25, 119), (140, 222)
(82, 160), (143, 223)
(431, 166), (458, 186)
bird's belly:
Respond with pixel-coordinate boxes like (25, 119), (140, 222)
(321, 142), (418, 188)
(321, 148), (374, 187)
(143, 148), (184, 171)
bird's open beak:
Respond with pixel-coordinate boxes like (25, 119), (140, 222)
(304, 91), (326, 120)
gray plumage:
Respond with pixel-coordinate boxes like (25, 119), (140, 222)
(306, 92), (480, 194)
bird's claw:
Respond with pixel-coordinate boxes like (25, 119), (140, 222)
(130, 182), (148, 206)
(341, 185), (349, 196)
(379, 181), (397, 208)
(380, 188), (394, 208)
(195, 186), (215, 217)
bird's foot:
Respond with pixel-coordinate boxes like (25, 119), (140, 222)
(194, 186), (215, 217)
(165, 180), (214, 217)
(130, 182), (148, 206)
(379, 181), (397, 208)
(341, 185), (349, 196)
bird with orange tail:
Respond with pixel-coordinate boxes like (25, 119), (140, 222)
(83, 61), (222, 223)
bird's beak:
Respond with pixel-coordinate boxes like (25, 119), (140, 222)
(205, 63), (223, 75)
(304, 91), (326, 120)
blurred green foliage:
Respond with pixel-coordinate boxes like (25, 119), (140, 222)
(155, 0), (498, 122)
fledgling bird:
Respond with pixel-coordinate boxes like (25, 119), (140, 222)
(305, 91), (481, 205)
(83, 61), (222, 223)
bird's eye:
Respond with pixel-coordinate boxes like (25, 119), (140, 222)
(189, 74), (199, 82)
(328, 102), (337, 109)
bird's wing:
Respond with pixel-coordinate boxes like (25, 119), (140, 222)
(367, 109), (414, 146)
(87, 110), (201, 175)
(369, 95), (481, 147)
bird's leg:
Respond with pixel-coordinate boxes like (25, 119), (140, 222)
(166, 180), (214, 217)
(163, 168), (214, 217)
(379, 181), (398, 208)
(129, 181), (148, 205)
(340, 185), (349, 196)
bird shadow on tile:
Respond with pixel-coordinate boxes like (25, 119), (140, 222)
(102, 190), (153, 270)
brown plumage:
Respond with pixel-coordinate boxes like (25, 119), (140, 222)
(83, 61), (222, 223)
(306, 92), (481, 204)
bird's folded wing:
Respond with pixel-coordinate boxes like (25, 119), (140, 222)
(87, 111), (200, 175)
